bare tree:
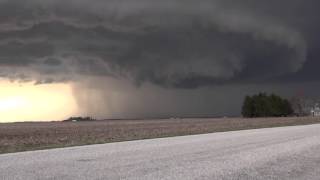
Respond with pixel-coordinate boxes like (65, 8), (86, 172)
(289, 95), (308, 116)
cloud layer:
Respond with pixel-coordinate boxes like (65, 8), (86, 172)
(0, 0), (316, 88)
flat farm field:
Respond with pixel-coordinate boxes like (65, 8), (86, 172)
(1, 117), (320, 154)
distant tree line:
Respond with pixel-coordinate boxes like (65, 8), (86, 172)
(63, 117), (96, 122)
(242, 93), (294, 118)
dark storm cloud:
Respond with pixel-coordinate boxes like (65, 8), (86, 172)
(0, 0), (318, 88)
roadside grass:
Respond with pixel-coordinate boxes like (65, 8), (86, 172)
(1, 117), (320, 154)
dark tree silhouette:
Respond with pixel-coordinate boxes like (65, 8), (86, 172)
(242, 93), (293, 118)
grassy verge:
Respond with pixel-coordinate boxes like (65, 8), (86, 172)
(1, 117), (320, 154)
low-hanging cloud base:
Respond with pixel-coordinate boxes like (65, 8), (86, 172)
(1, 0), (319, 117)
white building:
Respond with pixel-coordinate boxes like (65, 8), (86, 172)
(310, 104), (320, 117)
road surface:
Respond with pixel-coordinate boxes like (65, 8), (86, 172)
(1, 124), (320, 180)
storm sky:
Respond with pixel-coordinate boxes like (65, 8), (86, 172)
(0, 0), (320, 118)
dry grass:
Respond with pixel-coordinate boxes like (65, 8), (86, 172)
(1, 117), (320, 154)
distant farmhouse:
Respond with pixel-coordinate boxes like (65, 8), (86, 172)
(310, 103), (320, 117)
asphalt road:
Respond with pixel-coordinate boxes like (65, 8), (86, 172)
(1, 124), (320, 180)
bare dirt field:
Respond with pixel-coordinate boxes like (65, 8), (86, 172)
(1, 117), (320, 154)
